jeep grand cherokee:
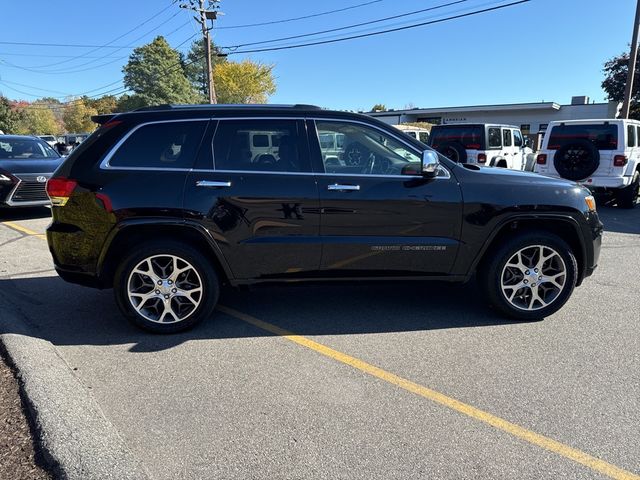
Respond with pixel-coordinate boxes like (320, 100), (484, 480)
(46, 104), (603, 333)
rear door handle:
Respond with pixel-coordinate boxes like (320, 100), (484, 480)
(327, 184), (360, 191)
(196, 180), (232, 188)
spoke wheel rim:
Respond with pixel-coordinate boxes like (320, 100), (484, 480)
(500, 245), (567, 311)
(127, 254), (203, 324)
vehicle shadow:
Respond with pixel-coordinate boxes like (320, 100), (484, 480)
(0, 275), (524, 353)
(597, 205), (640, 235)
(0, 206), (51, 221)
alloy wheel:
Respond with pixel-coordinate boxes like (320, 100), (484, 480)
(500, 245), (567, 311)
(127, 254), (203, 324)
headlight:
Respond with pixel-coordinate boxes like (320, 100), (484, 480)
(584, 195), (596, 212)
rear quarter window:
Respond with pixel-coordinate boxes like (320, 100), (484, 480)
(108, 120), (207, 169)
(429, 125), (483, 150)
(547, 124), (618, 151)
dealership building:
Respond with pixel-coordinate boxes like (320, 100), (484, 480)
(367, 96), (620, 138)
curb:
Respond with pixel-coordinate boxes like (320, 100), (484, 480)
(0, 312), (151, 480)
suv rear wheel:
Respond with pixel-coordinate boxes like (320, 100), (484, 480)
(114, 241), (219, 333)
(480, 232), (577, 320)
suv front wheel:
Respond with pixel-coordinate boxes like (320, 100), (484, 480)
(481, 232), (577, 320)
(114, 241), (219, 333)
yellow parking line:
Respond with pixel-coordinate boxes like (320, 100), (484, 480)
(1, 221), (46, 239)
(218, 305), (639, 480)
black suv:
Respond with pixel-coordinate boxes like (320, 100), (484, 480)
(46, 104), (603, 333)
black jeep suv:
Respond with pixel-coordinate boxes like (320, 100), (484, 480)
(46, 104), (602, 333)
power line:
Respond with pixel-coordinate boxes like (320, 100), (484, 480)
(225, 0), (530, 55)
(216, 0), (383, 29)
(27, 1), (179, 69)
(223, 0), (470, 50)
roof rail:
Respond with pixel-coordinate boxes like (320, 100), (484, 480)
(133, 103), (323, 112)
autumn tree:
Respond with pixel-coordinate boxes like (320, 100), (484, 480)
(371, 104), (387, 112)
(123, 36), (198, 107)
(213, 60), (276, 104)
(184, 38), (227, 101)
(602, 51), (640, 119)
(0, 96), (22, 133)
(85, 95), (118, 114)
(63, 99), (98, 133)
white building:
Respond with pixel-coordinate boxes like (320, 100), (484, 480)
(367, 96), (620, 137)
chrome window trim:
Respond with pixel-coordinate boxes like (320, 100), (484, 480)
(100, 118), (210, 170)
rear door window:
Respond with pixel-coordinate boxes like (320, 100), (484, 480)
(487, 128), (502, 149)
(627, 124), (636, 147)
(213, 119), (310, 172)
(502, 129), (512, 147)
(547, 124), (618, 150)
(429, 125), (483, 150)
(109, 120), (207, 168)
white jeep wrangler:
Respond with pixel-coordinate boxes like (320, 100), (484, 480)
(428, 123), (534, 170)
(534, 119), (640, 208)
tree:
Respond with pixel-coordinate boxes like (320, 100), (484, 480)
(602, 51), (640, 119)
(123, 36), (198, 107)
(85, 95), (118, 115)
(0, 96), (22, 134)
(184, 38), (227, 101)
(14, 102), (60, 135)
(115, 94), (146, 113)
(213, 60), (276, 104)
(63, 99), (98, 133)
(371, 104), (387, 112)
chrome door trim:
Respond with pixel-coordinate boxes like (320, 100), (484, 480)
(195, 180), (232, 188)
(327, 184), (360, 191)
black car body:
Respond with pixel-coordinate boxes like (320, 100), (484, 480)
(46, 105), (603, 333)
(0, 135), (63, 207)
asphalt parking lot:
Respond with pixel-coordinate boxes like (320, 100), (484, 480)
(0, 206), (638, 480)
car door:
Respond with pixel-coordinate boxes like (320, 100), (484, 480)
(501, 128), (514, 167)
(183, 118), (321, 280)
(512, 129), (525, 170)
(309, 118), (463, 276)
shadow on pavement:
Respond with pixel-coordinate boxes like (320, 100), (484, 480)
(0, 207), (52, 221)
(597, 205), (640, 235)
(0, 274), (522, 353)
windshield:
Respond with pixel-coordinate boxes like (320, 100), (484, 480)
(0, 138), (60, 159)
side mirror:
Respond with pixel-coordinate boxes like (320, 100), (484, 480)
(422, 150), (440, 177)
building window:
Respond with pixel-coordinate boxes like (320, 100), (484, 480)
(418, 117), (442, 125)
(539, 124), (548, 132)
(520, 124), (530, 135)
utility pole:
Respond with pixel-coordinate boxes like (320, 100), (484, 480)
(180, 0), (221, 104)
(621, 0), (640, 118)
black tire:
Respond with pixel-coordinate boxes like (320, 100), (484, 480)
(553, 140), (600, 180)
(436, 141), (467, 163)
(479, 232), (578, 321)
(114, 241), (219, 333)
(616, 171), (639, 209)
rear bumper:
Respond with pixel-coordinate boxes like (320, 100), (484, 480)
(54, 266), (105, 288)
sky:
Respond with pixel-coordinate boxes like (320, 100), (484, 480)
(0, 0), (635, 111)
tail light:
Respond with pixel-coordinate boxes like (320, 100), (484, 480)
(614, 155), (628, 167)
(536, 154), (547, 165)
(477, 153), (487, 163)
(46, 177), (77, 206)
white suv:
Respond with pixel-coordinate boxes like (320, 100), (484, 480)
(534, 119), (640, 208)
(428, 123), (532, 170)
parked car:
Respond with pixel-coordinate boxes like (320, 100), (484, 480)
(38, 135), (57, 147)
(0, 135), (63, 208)
(534, 119), (640, 208)
(46, 104), (602, 333)
(393, 124), (430, 144)
(429, 123), (535, 170)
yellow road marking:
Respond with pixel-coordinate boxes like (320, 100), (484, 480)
(1, 221), (46, 239)
(218, 305), (639, 480)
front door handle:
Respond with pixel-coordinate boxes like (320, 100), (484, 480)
(327, 184), (360, 191)
(196, 180), (232, 188)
